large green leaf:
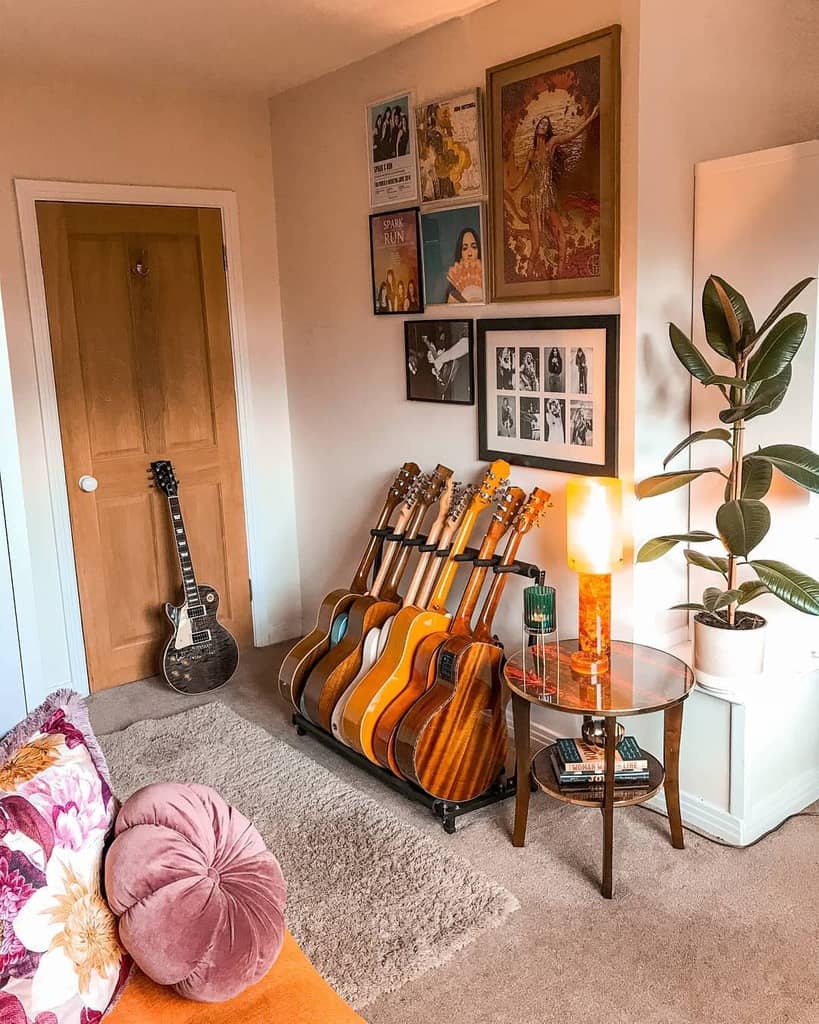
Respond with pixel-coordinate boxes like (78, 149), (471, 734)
(663, 429), (731, 468)
(746, 313), (807, 385)
(702, 587), (723, 611)
(635, 468), (723, 499)
(737, 580), (769, 605)
(714, 589), (743, 610)
(669, 324), (714, 383)
(720, 364), (791, 423)
(716, 499), (770, 557)
(749, 560), (819, 615)
(685, 550), (729, 575)
(702, 276), (738, 360)
(753, 277), (814, 341)
(746, 444), (819, 493)
(740, 457), (773, 499)
(712, 276), (756, 350)
(670, 603), (707, 612)
(636, 531), (717, 562)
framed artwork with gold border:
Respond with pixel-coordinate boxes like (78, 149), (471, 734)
(485, 25), (620, 302)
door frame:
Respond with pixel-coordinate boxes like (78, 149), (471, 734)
(15, 178), (263, 693)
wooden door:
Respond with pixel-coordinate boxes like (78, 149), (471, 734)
(37, 202), (252, 691)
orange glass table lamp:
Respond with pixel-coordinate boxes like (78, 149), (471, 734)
(566, 477), (623, 675)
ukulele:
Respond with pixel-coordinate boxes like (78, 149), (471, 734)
(339, 460), (509, 757)
(330, 480), (467, 744)
(150, 460), (240, 694)
(278, 462), (420, 709)
(371, 485), (525, 775)
(394, 487), (550, 802)
(300, 466), (453, 730)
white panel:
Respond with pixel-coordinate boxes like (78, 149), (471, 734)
(0, 480), (26, 734)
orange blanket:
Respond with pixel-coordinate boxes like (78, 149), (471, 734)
(108, 931), (366, 1023)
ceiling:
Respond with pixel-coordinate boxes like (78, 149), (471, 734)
(0, 0), (497, 97)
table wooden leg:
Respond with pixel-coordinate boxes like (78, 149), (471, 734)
(601, 716), (617, 898)
(511, 693), (531, 847)
(664, 701), (685, 850)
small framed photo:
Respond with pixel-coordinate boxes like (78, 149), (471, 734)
(404, 319), (474, 405)
(369, 208), (424, 315)
(416, 89), (484, 204)
(421, 203), (486, 306)
(367, 91), (420, 207)
(477, 315), (619, 475)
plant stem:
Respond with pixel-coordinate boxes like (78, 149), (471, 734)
(726, 363), (747, 625)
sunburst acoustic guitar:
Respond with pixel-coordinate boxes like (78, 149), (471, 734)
(394, 487), (550, 802)
(339, 459), (510, 758)
(300, 466), (453, 730)
(278, 462), (420, 709)
(370, 485), (525, 775)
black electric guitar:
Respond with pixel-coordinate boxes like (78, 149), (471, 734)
(150, 460), (239, 694)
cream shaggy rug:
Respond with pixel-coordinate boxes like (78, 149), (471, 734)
(98, 702), (518, 1008)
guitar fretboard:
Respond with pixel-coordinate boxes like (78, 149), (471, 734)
(167, 496), (204, 615)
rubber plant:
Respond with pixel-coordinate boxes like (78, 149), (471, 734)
(636, 274), (819, 627)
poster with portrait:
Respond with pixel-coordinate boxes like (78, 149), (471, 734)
(415, 89), (484, 204)
(421, 204), (486, 306)
(477, 315), (619, 476)
(404, 319), (474, 405)
(486, 26), (620, 300)
(367, 92), (420, 208)
(369, 208), (423, 315)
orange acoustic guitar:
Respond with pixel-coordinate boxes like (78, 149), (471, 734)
(300, 466), (452, 730)
(371, 485), (525, 776)
(329, 478), (466, 745)
(278, 462), (419, 709)
(339, 459), (510, 759)
(393, 487), (550, 802)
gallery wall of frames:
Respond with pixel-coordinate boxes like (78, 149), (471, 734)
(366, 25), (621, 478)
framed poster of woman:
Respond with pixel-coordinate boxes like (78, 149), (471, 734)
(421, 204), (486, 306)
(477, 315), (619, 476)
(485, 25), (620, 301)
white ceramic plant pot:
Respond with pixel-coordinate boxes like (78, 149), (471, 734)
(693, 612), (767, 696)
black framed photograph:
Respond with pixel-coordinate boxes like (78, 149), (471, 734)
(404, 319), (474, 404)
(369, 208), (424, 315)
(477, 315), (618, 475)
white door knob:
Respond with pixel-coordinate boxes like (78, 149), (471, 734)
(78, 475), (98, 493)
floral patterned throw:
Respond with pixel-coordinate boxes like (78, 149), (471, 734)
(0, 691), (130, 1023)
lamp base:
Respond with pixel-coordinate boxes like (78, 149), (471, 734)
(570, 649), (610, 675)
(572, 572), (612, 675)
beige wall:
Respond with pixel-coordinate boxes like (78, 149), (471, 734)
(270, 0), (642, 647)
(0, 73), (301, 701)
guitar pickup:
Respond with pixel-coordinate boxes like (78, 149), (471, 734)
(186, 605), (206, 618)
(191, 630), (212, 645)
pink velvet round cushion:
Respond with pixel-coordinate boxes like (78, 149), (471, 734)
(104, 782), (286, 1002)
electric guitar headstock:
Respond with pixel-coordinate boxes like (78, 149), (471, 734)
(513, 487), (552, 535)
(388, 462), (421, 508)
(150, 460), (179, 498)
(467, 459), (511, 517)
(447, 483), (472, 526)
(420, 464), (454, 510)
(488, 485), (526, 541)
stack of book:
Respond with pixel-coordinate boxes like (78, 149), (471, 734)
(551, 736), (650, 799)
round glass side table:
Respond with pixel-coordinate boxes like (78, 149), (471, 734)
(504, 639), (694, 899)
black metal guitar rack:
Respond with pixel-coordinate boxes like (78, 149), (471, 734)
(291, 542), (543, 833)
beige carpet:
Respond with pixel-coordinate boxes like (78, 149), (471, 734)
(98, 701), (517, 1009)
(89, 645), (819, 1024)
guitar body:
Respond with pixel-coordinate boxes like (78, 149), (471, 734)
(393, 636), (508, 802)
(300, 595), (399, 729)
(277, 587), (359, 709)
(330, 620), (388, 742)
(162, 584), (239, 695)
(340, 605), (449, 759)
(370, 629), (448, 774)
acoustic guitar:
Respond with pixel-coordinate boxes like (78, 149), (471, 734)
(278, 462), (420, 709)
(150, 460), (240, 694)
(300, 466), (453, 730)
(330, 480), (468, 744)
(339, 459), (510, 757)
(393, 487), (550, 802)
(371, 485), (525, 775)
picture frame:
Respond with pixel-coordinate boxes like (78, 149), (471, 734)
(415, 88), (485, 205)
(477, 315), (619, 475)
(485, 25), (621, 301)
(369, 208), (424, 316)
(420, 203), (486, 307)
(366, 91), (420, 208)
(404, 319), (474, 405)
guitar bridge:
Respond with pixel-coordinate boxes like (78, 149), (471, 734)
(191, 630), (212, 645)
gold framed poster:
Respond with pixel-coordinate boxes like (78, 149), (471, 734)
(486, 25), (620, 301)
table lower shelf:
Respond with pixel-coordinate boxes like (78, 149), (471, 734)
(531, 744), (665, 808)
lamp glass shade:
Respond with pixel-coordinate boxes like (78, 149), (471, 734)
(566, 477), (624, 574)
